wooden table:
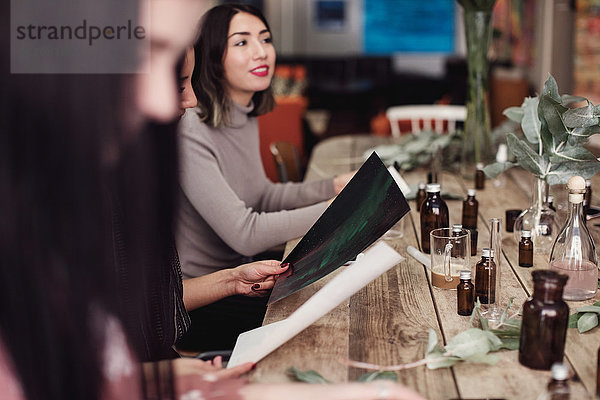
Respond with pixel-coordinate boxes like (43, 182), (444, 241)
(250, 135), (600, 399)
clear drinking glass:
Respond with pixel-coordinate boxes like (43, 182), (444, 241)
(430, 228), (471, 290)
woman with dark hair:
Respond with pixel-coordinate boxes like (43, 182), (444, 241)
(176, 2), (354, 350)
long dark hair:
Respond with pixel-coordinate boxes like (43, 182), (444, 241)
(193, 3), (275, 127)
(0, 2), (180, 400)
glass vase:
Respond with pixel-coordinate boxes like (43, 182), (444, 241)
(513, 178), (558, 255)
(461, 9), (493, 166)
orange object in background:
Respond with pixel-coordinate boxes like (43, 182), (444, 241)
(258, 96), (308, 182)
(370, 111), (391, 136)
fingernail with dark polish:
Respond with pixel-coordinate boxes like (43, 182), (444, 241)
(280, 262), (289, 268)
(251, 363), (257, 370)
(252, 284), (260, 290)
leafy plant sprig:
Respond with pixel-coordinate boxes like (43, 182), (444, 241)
(568, 301), (600, 333)
(484, 75), (600, 185)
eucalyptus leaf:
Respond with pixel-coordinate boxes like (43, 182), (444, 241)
(286, 366), (330, 384)
(568, 313), (580, 328)
(575, 305), (600, 314)
(506, 133), (547, 177)
(595, 104), (600, 116)
(445, 328), (501, 359)
(483, 162), (515, 178)
(521, 97), (541, 144)
(542, 75), (561, 102)
(539, 94), (569, 145)
(357, 371), (398, 382)
(594, 301), (600, 306)
(426, 329), (439, 354)
(572, 125), (600, 139)
(497, 337), (520, 350)
(503, 106), (524, 123)
(552, 147), (597, 162)
(561, 94), (588, 106)
(546, 160), (600, 185)
(425, 349), (460, 370)
(563, 105), (599, 128)
(577, 312), (598, 333)
(463, 353), (500, 365)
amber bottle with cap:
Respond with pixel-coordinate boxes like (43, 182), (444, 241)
(475, 248), (495, 304)
(584, 179), (592, 216)
(420, 183), (449, 254)
(461, 189), (478, 229)
(475, 163), (485, 190)
(519, 270), (569, 370)
(545, 362), (570, 400)
(457, 270), (474, 316)
(415, 182), (427, 213)
(519, 230), (533, 268)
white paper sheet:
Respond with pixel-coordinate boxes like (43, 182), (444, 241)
(228, 241), (404, 368)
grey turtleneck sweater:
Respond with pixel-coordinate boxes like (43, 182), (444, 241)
(176, 102), (335, 278)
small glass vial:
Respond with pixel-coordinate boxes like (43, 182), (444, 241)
(475, 248), (496, 304)
(461, 189), (478, 229)
(457, 270), (474, 316)
(546, 195), (557, 212)
(415, 182), (427, 213)
(420, 183), (449, 254)
(549, 176), (598, 300)
(584, 179), (592, 216)
(475, 163), (485, 190)
(544, 363), (570, 400)
(519, 230), (534, 268)
(468, 228), (478, 256)
(519, 270), (569, 370)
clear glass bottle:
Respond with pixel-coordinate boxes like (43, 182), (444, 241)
(519, 230), (534, 268)
(475, 163), (485, 190)
(549, 176), (598, 301)
(475, 248), (495, 304)
(420, 183), (449, 254)
(462, 189), (478, 229)
(519, 270), (569, 370)
(457, 270), (474, 316)
(415, 182), (427, 213)
(514, 178), (558, 254)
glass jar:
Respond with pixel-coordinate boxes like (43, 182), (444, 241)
(519, 270), (569, 370)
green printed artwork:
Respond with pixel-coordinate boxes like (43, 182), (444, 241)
(269, 152), (410, 304)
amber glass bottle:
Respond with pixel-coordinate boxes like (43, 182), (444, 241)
(475, 248), (495, 304)
(420, 184), (449, 254)
(457, 270), (474, 316)
(415, 182), (427, 213)
(519, 270), (569, 370)
(545, 363), (570, 400)
(519, 230), (534, 268)
(584, 179), (592, 216)
(475, 163), (485, 190)
(461, 189), (478, 229)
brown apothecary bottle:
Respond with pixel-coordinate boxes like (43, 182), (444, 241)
(462, 189), (478, 229)
(475, 163), (485, 190)
(519, 230), (534, 268)
(457, 270), (474, 316)
(518, 270), (569, 370)
(415, 182), (427, 213)
(475, 248), (495, 304)
(420, 183), (449, 254)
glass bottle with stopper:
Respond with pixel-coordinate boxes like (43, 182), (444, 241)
(549, 176), (598, 301)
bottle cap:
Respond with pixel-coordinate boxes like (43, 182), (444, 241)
(459, 270), (471, 280)
(418, 182), (426, 189)
(586, 179), (591, 187)
(467, 189), (476, 197)
(521, 230), (531, 238)
(476, 163), (484, 170)
(496, 144), (508, 163)
(550, 362), (569, 381)
(547, 195), (554, 203)
(482, 248), (494, 257)
(452, 224), (463, 232)
(426, 183), (441, 193)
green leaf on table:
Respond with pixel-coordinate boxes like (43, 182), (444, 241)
(576, 305), (600, 314)
(483, 162), (515, 178)
(542, 75), (561, 103)
(496, 337), (520, 350)
(445, 328), (502, 358)
(569, 313), (581, 328)
(357, 371), (398, 382)
(425, 348), (460, 370)
(463, 353), (500, 365)
(563, 105), (599, 128)
(503, 106), (524, 123)
(520, 97), (541, 144)
(426, 329), (440, 354)
(507, 133), (547, 177)
(286, 366), (330, 384)
(577, 312), (599, 333)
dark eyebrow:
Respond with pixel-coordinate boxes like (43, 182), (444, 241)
(228, 29), (270, 39)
